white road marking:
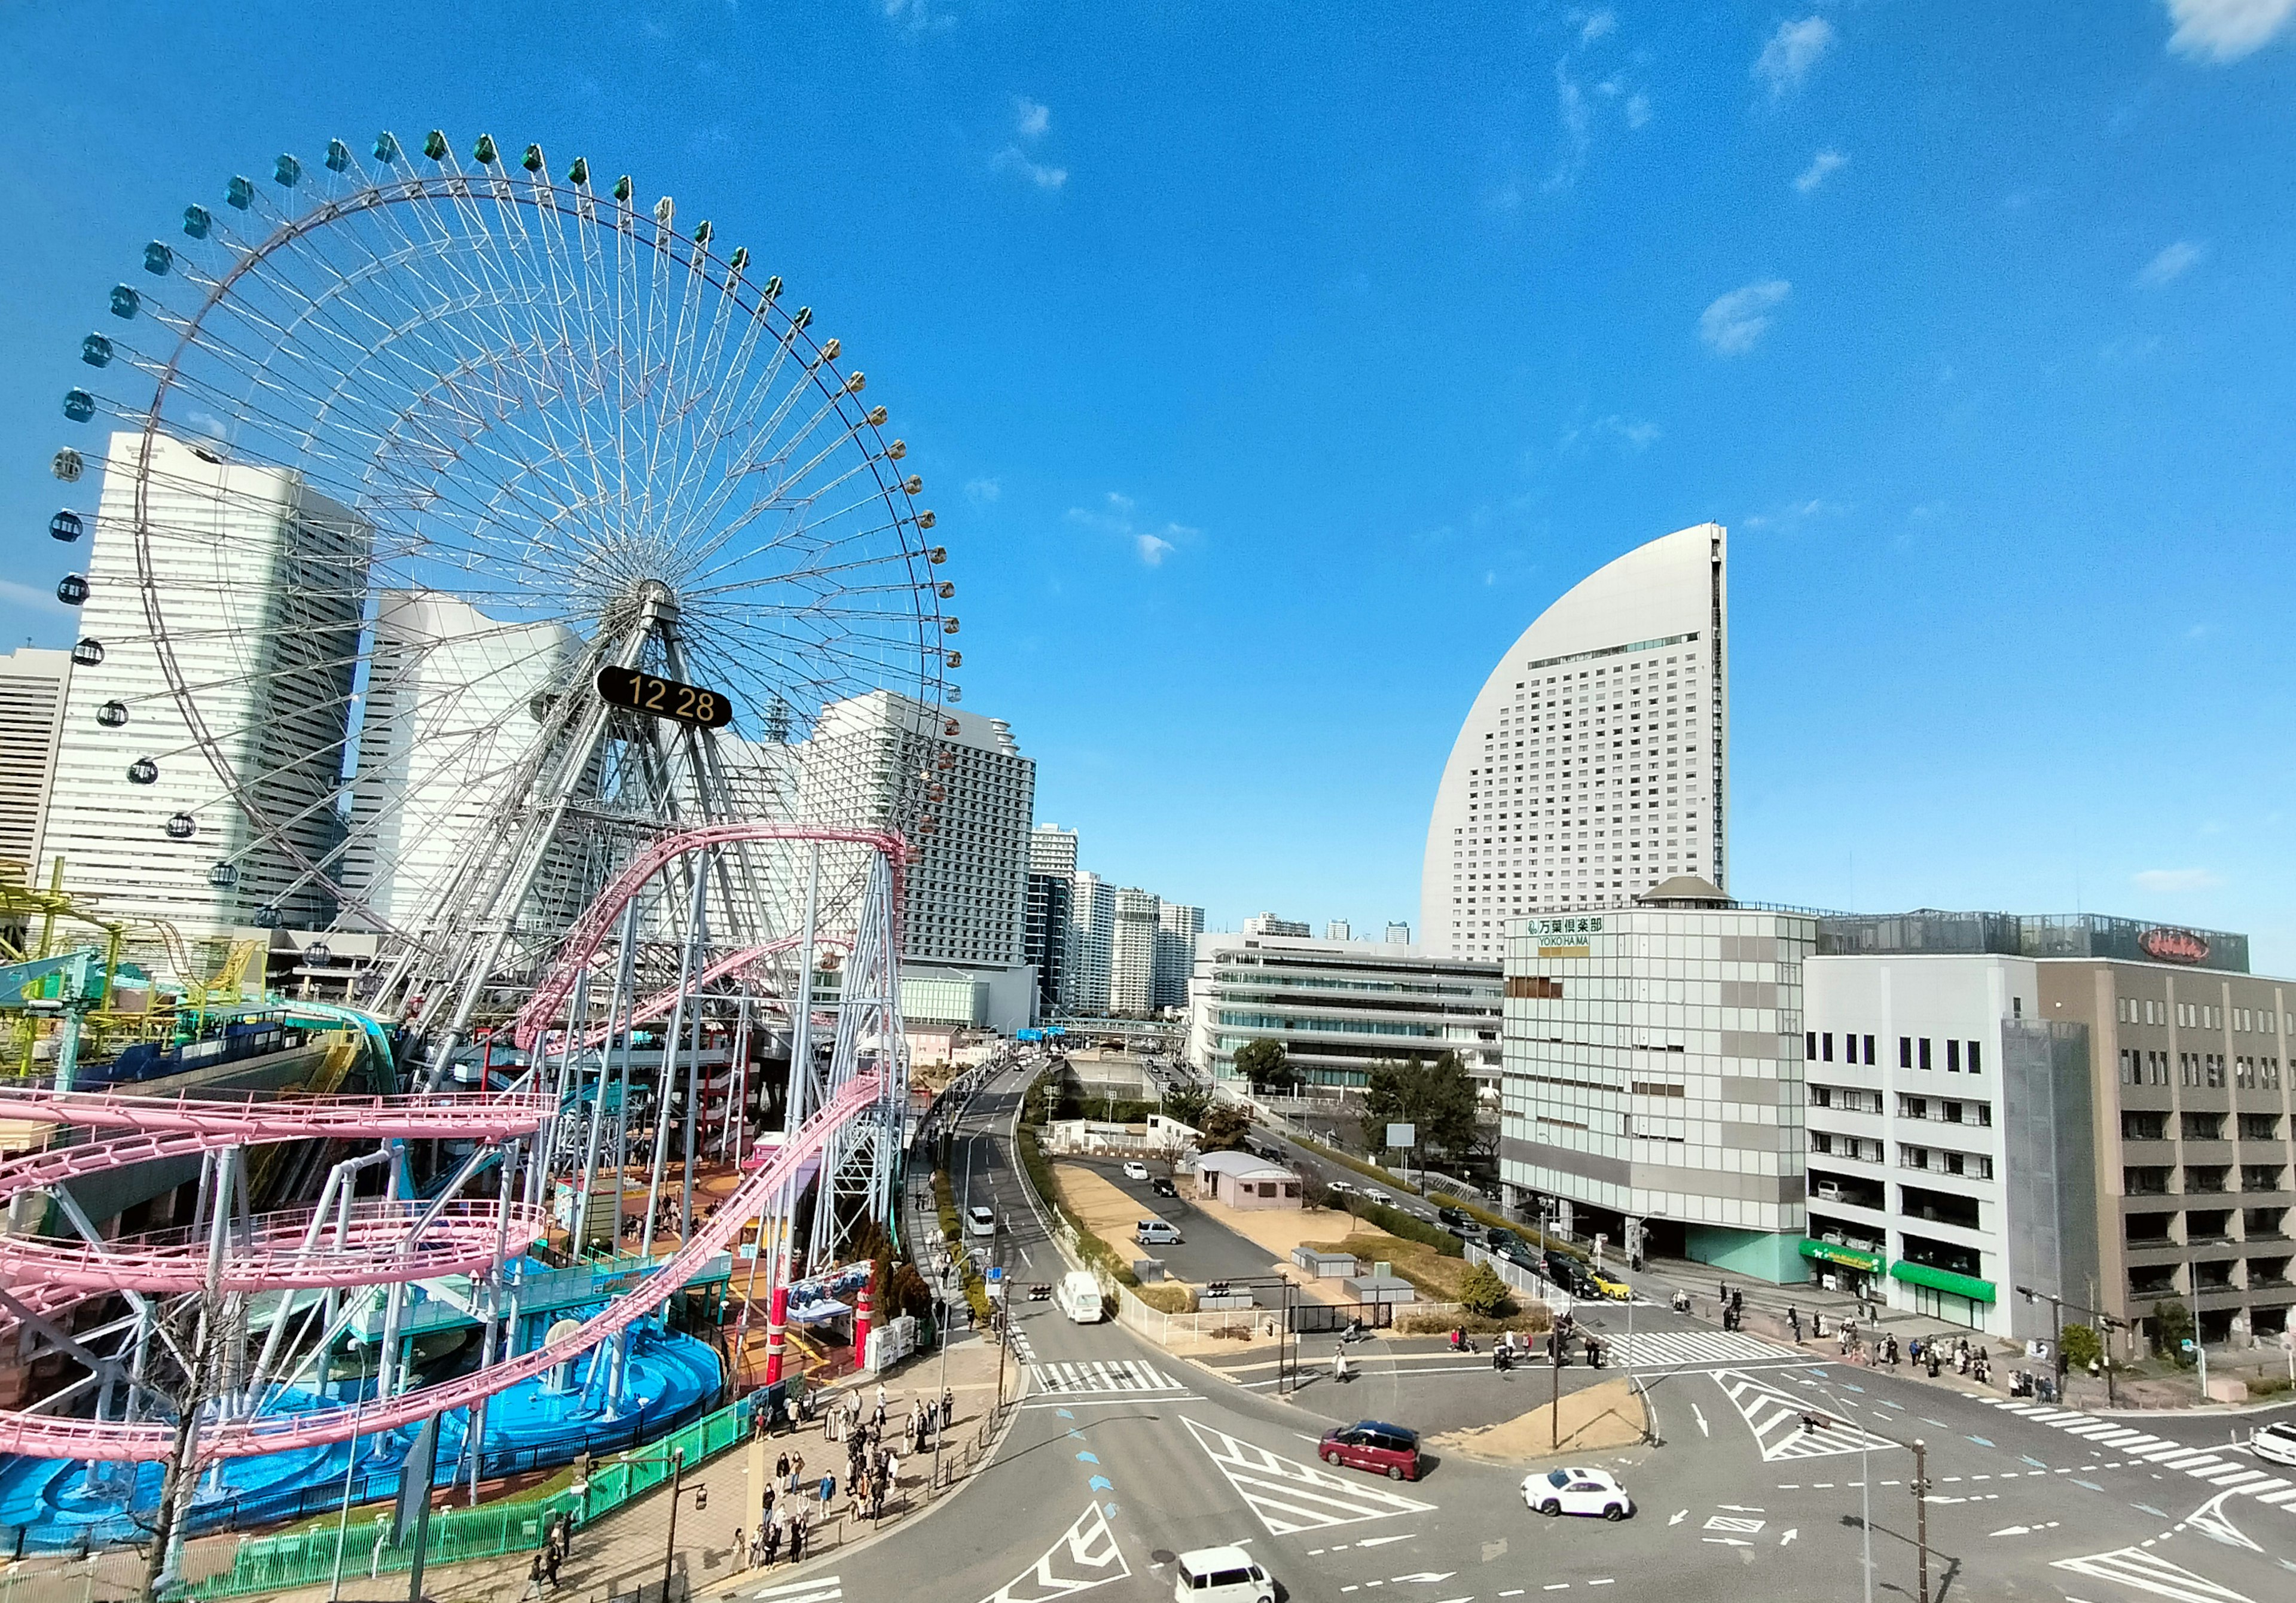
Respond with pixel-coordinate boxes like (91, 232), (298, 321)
(2051, 1544), (2257, 1603)
(1181, 1415), (1436, 1535)
(1714, 1369), (1901, 1462)
(1692, 1403), (1709, 1438)
(752, 1578), (842, 1603)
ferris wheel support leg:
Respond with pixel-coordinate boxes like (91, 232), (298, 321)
(641, 863), (709, 1263)
(571, 914), (628, 1262)
(679, 880), (712, 1242)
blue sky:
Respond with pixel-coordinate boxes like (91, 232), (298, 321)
(4, 2), (2295, 961)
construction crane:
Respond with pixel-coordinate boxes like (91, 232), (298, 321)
(0, 946), (108, 1091)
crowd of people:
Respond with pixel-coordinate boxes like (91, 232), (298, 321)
(729, 1381), (958, 1574)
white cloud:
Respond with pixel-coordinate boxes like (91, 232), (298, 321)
(1624, 91), (1651, 128)
(1564, 414), (1662, 453)
(993, 146), (1067, 190)
(1794, 149), (1849, 193)
(880, 0), (954, 34)
(1578, 8), (1617, 44)
(2164, 0), (2296, 62)
(1699, 279), (1791, 355)
(0, 579), (72, 616)
(1754, 17), (1836, 96)
(1066, 491), (1195, 566)
(1547, 60), (1591, 191)
(964, 476), (1000, 503)
(2138, 239), (2207, 286)
(1135, 533), (1175, 566)
(1013, 97), (1050, 139)
(2134, 867), (2223, 893)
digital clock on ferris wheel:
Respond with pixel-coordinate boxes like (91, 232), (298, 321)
(594, 667), (735, 729)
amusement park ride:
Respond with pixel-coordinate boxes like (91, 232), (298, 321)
(9, 129), (958, 1577)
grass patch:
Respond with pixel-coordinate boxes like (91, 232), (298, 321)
(1308, 1232), (1481, 1302)
(1134, 1283), (1196, 1314)
(1396, 1307), (1552, 1336)
(1289, 1129), (1588, 1266)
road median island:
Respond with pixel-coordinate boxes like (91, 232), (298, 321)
(1428, 1375), (1647, 1464)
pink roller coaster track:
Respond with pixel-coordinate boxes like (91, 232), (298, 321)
(0, 1071), (882, 1463)
(511, 823), (906, 1052)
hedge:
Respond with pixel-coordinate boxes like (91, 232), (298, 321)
(1343, 1195), (1464, 1257)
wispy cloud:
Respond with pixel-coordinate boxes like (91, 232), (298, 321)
(1562, 414), (1662, 454)
(995, 93), (1065, 188)
(0, 579), (72, 616)
(1577, 8), (1617, 44)
(1548, 60), (1592, 191)
(1623, 91), (1651, 128)
(2134, 867), (2223, 893)
(1066, 491), (1197, 567)
(1013, 96), (1050, 139)
(2137, 239), (2207, 286)
(1699, 279), (1791, 355)
(1754, 17), (1836, 97)
(1794, 149), (1849, 193)
(880, 0), (954, 35)
(2163, 0), (2296, 63)
(964, 476), (1001, 503)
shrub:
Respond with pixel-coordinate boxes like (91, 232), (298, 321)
(2150, 1296), (2195, 1363)
(1457, 1261), (1515, 1318)
(1135, 1283), (1195, 1314)
(1346, 1196), (1464, 1257)
(2060, 1322), (2102, 1372)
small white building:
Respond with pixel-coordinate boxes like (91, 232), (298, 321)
(1194, 1149), (1303, 1210)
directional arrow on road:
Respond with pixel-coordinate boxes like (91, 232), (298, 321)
(1669, 1510), (1686, 1526)
(1088, 1476), (1112, 1492)
(1779, 1529), (1797, 1546)
(975, 1501), (1132, 1603)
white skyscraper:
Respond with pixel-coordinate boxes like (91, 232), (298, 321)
(338, 592), (579, 930)
(1324, 919), (1352, 942)
(802, 691), (1036, 967)
(1064, 870), (1116, 1014)
(1422, 523), (1728, 960)
(0, 649), (72, 879)
(45, 432), (370, 941)
(1029, 825), (1079, 878)
(1110, 886), (1162, 1014)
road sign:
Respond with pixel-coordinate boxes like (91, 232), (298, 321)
(1386, 1123), (1415, 1149)
(593, 665), (734, 728)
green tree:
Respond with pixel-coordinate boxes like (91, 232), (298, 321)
(1458, 1260), (1516, 1318)
(1358, 1052), (1480, 1162)
(1200, 1103), (1253, 1151)
(1161, 1082), (1213, 1129)
(2060, 1322), (2102, 1372)
(2150, 1296), (2195, 1362)
(1231, 1037), (1300, 1094)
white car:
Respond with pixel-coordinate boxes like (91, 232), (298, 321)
(1522, 1465), (1635, 1520)
(1171, 1544), (1274, 1602)
(2254, 1419), (2296, 1468)
(1326, 1178), (1357, 1194)
(1122, 1161), (1151, 1181)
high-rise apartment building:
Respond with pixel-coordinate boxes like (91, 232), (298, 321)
(0, 649), (72, 878)
(1425, 523), (1728, 960)
(1024, 871), (1071, 1018)
(1155, 902), (1205, 1010)
(1064, 870), (1116, 1014)
(45, 431), (370, 941)
(1110, 887), (1162, 1015)
(1242, 913), (1310, 938)
(1384, 921), (1412, 945)
(1325, 920), (1352, 942)
(1029, 825), (1079, 879)
(338, 592), (579, 930)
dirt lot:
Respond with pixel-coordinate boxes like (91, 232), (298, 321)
(1052, 1161), (1157, 1252)
(1430, 1375), (1648, 1464)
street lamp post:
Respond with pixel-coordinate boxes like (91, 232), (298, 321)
(1797, 1408), (1929, 1603)
(659, 1447), (706, 1603)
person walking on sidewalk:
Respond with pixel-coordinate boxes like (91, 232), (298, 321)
(1787, 1305), (1802, 1342)
(789, 1510), (810, 1565)
(775, 1449), (790, 1491)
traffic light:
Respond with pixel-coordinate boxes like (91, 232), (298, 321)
(1207, 1281), (1231, 1298)
(694, 1486), (709, 1510)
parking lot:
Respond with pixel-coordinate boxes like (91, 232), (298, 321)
(1057, 1154), (1311, 1296)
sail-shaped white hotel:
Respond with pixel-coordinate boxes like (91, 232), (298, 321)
(1421, 523), (1729, 960)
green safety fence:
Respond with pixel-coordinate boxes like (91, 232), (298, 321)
(179, 1387), (788, 1601)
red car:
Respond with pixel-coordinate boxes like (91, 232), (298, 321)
(1320, 1419), (1422, 1481)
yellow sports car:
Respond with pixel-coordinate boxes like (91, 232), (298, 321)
(1586, 1268), (1633, 1301)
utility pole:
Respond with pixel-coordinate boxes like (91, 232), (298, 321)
(660, 1446), (706, 1603)
(1913, 1439), (1931, 1603)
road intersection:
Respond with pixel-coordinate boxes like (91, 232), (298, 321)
(739, 1062), (2296, 1603)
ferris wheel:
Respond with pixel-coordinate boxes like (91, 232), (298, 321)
(50, 130), (959, 1032)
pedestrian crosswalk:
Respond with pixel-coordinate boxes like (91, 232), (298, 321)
(2051, 1546), (2255, 1603)
(1027, 1358), (1188, 1397)
(1604, 1329), (1802, 1370)
(750, 1574), (841, 1603)
(1988, 1399), (2296, 1515)
(1181, 1415), (1435, 1535)
(1715, 1368), (1905, 1462)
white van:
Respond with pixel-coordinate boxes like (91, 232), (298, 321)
(1134, 1218), (1183, 1246)
(1057, 1269), (1105, 1323)
(966, 1205), (997, 1239)
(1172, 1546), (1274, 1603)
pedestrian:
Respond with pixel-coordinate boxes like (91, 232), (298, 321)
(544, 1544), (561, 1589)
(761, 1482), (776, 1526)
(1787, 1305), (1802, 1342)
(875, 1381), (888, 1415)
(941, 1386), (954, 1429)
(792, 1449), (806, 1492)
(887, 1449), (900, 1494)
(775, 1449), (790, 1489)
(732, 1528), (747, 1573)
(789, 1510), (808, 1565)
(762, 1519), (781, 1565)
(529, 1552), (548, 1598)
(873, 1398), (888, 1432)
(820, 1468), (837, 1511)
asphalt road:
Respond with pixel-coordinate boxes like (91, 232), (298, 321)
(750, 1057), (2296, 1603)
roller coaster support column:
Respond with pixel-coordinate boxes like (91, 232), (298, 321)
(854, 1280), (873, 1373)
(576, 898), (640, 1259)
(765, 1283), (789, 1386)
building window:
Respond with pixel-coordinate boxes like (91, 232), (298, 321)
(1822, 1031), (1834, 1062)
(1900, 1036), (1913, 1069)
(1862, 1034), (1876, 1065)
(2206, 1055), (2226, 1089)
(2120, 1048), (2139, 1086)
(1967, 1040), (1981, 1075)
(1919, 1037), (1932, 1071)
(1946, 1040), (1961, 1073)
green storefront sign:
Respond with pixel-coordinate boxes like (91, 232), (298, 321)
(1798, 1238), (1883, 1274)
(1890, 1259), (1996, 1304)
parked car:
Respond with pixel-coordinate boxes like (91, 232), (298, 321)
(1135, 1217), (1184, 1245)
(2254, 1419), (2296, 1468)
(1586, 1266), (1633, 1300)
(1436, 1205), (1470, 1233)
(1521, 1466), (1635, 1520)
(1171, 1546), (1275, 1603)
(1542, 1248), (1579, 1283)
(1122, 1160), (1150, 1181)
(1319, 1419), (1423, 1481)
(1150, 1175), (1178, 1198)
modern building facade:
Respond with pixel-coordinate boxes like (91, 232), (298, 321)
(0, 648), (72, 879)
(1326, 920), (1352, 942)
(1029, 825), (1079, 880)
(1384, 922), (1412, 946)
(1500, 878), (1809, 1282)
(1155, 902), (1205, 1010)
(1425, 523), (1729, 961)
(45, 430), (370, 942)
(1064, 870), (1116, 1015)
(1109, 886), (1162, 1015)
(1242, 913), (1310, 938)
(1023, 871), (1071, 1019)
(1187, 931), (1503, 1092)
